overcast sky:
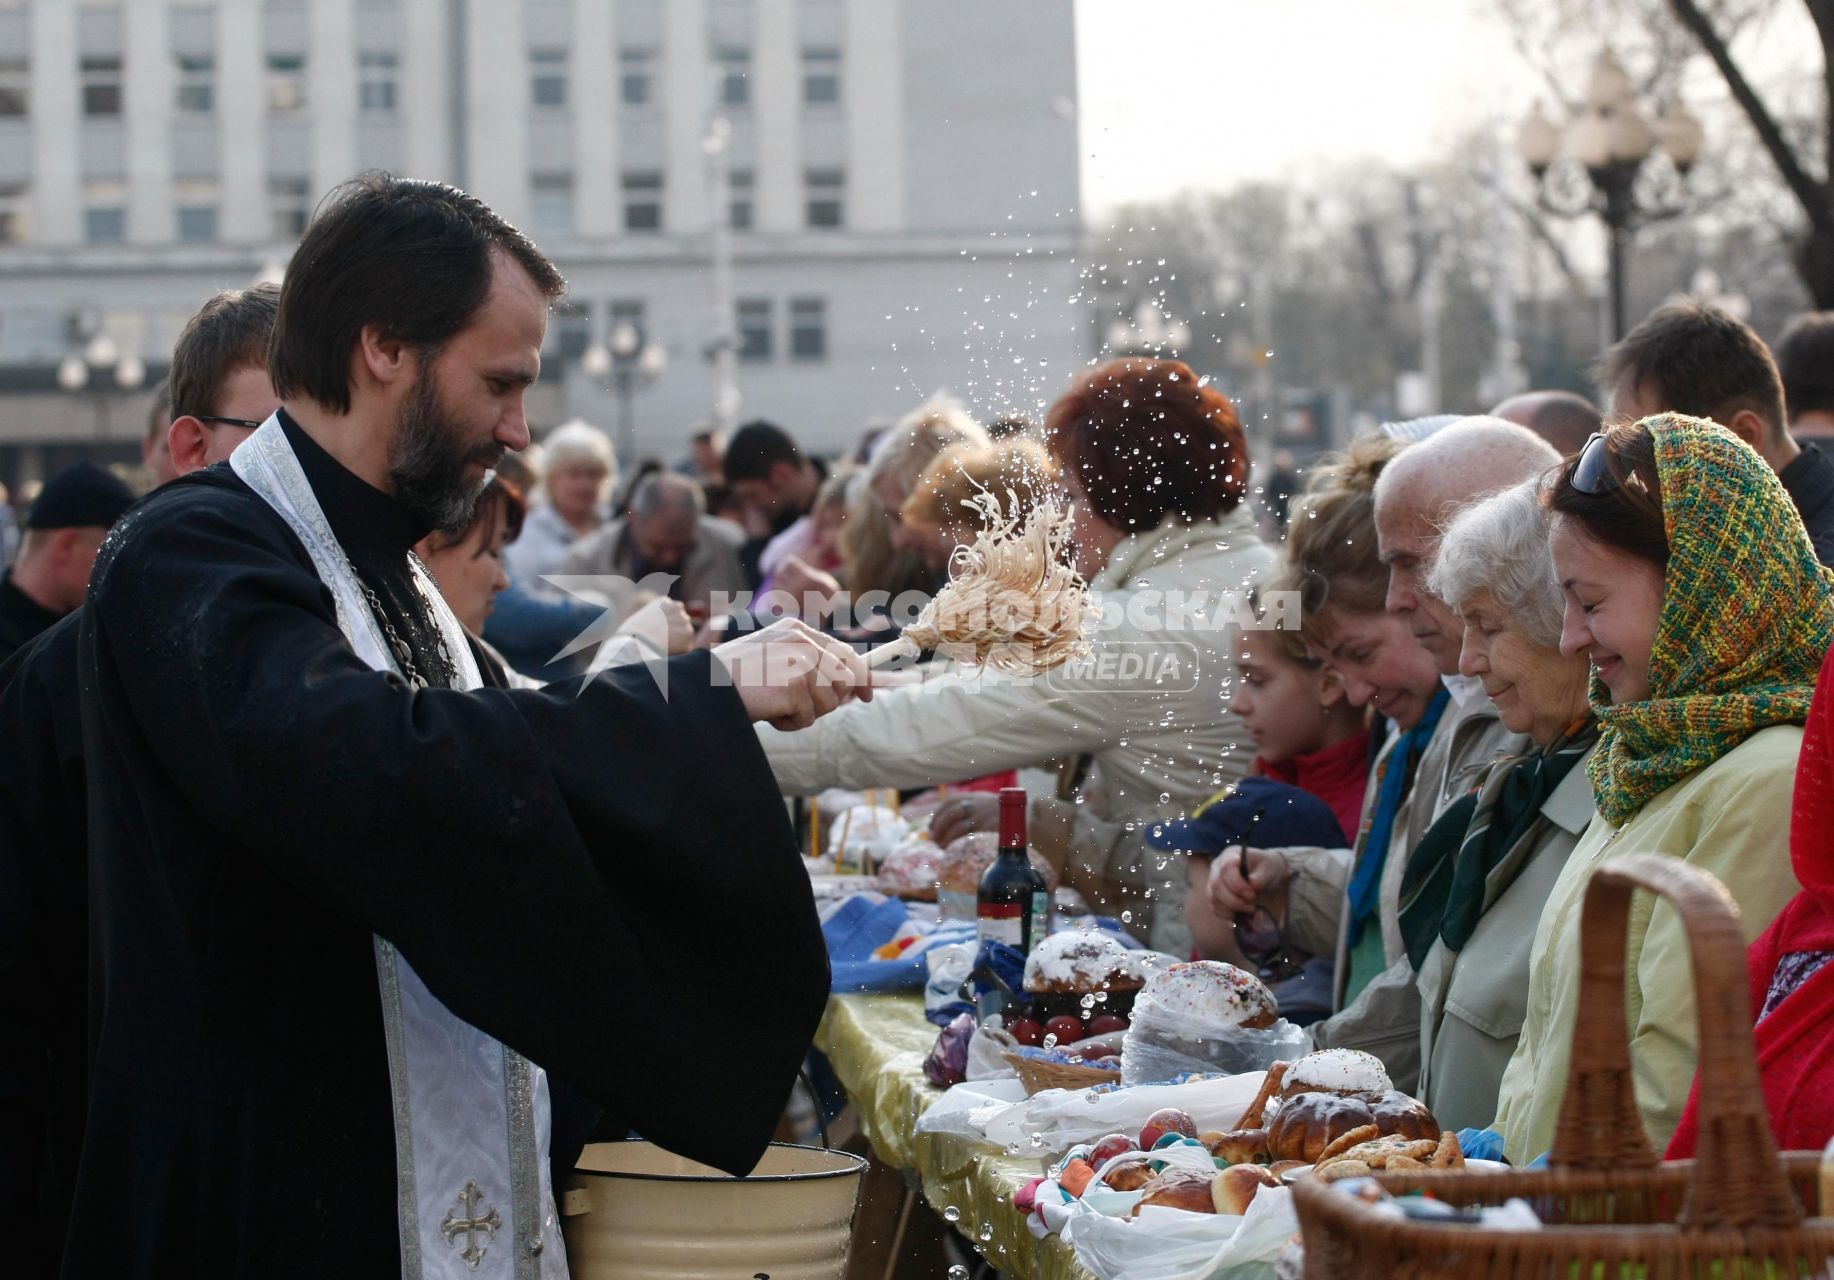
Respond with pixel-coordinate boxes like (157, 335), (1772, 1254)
(1073, 0), (1815, 216)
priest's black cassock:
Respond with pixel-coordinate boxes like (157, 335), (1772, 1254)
(0, 615), (86, 1277)
(68, 412), (829, 1277)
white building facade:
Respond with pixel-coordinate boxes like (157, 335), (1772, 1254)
(0, 0), (1084, 489)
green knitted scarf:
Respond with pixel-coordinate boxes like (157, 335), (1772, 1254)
(1589, 415), (1834, 826)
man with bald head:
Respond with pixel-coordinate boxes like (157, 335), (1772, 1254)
(554, 468), (747, 625)
(1490, 390), (1601, 458)
(1297, 417), (1556, 1090)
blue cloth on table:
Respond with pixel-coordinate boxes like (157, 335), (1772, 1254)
(821, 893), (1143, 995)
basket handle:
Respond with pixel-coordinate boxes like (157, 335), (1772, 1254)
(1550, 851), (1800, 1227)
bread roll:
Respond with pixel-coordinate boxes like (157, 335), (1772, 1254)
(1131, 1168), (1217, 1215)
(1211, 1163), (1280, 1215)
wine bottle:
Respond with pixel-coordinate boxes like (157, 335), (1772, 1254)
(977, 788), (1050, 953)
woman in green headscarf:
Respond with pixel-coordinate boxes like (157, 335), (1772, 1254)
(1492, 414), (1834, 1163)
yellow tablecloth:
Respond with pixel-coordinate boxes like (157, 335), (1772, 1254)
(816, 993), (1097, 1280)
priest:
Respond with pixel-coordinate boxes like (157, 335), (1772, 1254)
(68, 174), (870, 1278)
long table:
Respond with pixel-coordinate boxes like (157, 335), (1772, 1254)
(816, 992), (1098, 1280)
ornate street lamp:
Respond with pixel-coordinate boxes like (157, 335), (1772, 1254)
(58, 328), (145, 437)
(1517, 49), (1704, 339)
(581, 322), (668, 463)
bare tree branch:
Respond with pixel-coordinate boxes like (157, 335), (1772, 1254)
(1668, 0), (1834, 232)
(1501, 191), (1599, 299)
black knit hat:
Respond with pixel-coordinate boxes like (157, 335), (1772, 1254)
(27, 462), (136, 531)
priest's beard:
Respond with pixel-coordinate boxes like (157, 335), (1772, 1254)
(388, 374), (503, 537)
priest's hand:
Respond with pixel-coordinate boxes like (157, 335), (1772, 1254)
(713, 618), (878, 730)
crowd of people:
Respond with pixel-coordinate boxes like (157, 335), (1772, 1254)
(6, 168), (1834, 1275)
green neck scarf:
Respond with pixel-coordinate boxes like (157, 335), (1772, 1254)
(1589, 415), (1834, 826)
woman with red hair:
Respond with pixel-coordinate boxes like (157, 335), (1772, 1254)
(757, 359), (1273, 954)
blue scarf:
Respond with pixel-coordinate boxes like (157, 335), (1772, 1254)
(1347, 686), (1450, 945)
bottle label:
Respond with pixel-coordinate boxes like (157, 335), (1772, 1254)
(1029, 891), (1050, 948)
(979, 901), (1023, 947)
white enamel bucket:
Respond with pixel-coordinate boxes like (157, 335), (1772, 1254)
(560, 1140), (867, 1280)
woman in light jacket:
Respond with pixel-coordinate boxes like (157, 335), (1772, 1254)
(1397, 480), (1597, 1131)
(758, 357), (1273, 955)
(1492, 416), (1834, 1162)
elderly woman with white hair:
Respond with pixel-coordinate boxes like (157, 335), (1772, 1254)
(1395, 478), (1599, 1131)
(504, 419), (618, 585)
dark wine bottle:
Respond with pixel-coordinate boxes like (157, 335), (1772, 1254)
(976, 787), (1050, 954)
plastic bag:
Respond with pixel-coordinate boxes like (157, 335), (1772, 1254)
(923, 942), (976, 1024)
(965, 1071), (1269, 1155)
(1120, 984), (1312, 1086)
(965, 1023), (1021, 1081)
(1064, 1183), (1300, 1280)
(923, 1012), (976, 1088)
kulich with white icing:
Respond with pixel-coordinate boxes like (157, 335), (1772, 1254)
(827, 804), (911, 866)
(1139, 961), (1279, 1030)
(1280, 1048), (1392, 1099)
(1023, 929), (1144, 994)
(874, 831), (942, 899)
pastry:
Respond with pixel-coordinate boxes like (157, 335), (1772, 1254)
(1208, 1127), (1271, 1166)
(827, 804), (911, 869)
(873, 831), (941, 899)
(1263, 1090), (1439, 1164)
(1103, 1161), (1155, 1192)
(1023, 930), (1143, 995)
(1131, 1168), (1217, 1215)
(935, 832), (1057, 919)
(1211, 1163), (1280, 1215)
(1141, 961), (1278, 1030)
(1280, 1048), (1391, 1099)
(1315, 1134), (1437, 1170)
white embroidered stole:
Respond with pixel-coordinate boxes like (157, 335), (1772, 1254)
(231, 417), (564, 1279)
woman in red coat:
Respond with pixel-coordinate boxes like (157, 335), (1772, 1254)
(1668, 643), (1834, 1158)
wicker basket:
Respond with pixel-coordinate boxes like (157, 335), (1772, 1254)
(1002, 1051), (1121, 1096)
(1293, 852), (1834, 1278)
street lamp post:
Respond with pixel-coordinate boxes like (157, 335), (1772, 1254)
(57, 331), (146, 440)
(581, 322), (669, 463)
(1516, 49), (1704, 340)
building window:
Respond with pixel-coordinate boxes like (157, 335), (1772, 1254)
(82, 56), (123, 117)
(177, 204), (218, 243)
(802, 47), (840, 105)
(622, 171), (662, 232)
(0, 58), (29, 117)
(619, 48), (654, 107)
(549, 305), (591, 362)
(790, 298), (827, 361)
(805, 168), (844, 229)
(728, 169), (754, 231)
(714, 46), (750, 108)
(175, 54), (214, 113)
(266, 53), (307, 113)
(359, 51), (398, 113)
(531, 174), (574, 238)
(530, 48), (567, 109)
(0, 184), (28, 244)
(736, 298), (773, 362)
(269, 176), (311, 240)
(85, 206), (126, 244)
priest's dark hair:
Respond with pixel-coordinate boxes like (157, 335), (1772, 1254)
(170, 283), (281, 420)
(269, 172), (566, 414)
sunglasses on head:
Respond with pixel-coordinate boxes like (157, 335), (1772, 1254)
(1569, 431), (1620, 496)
